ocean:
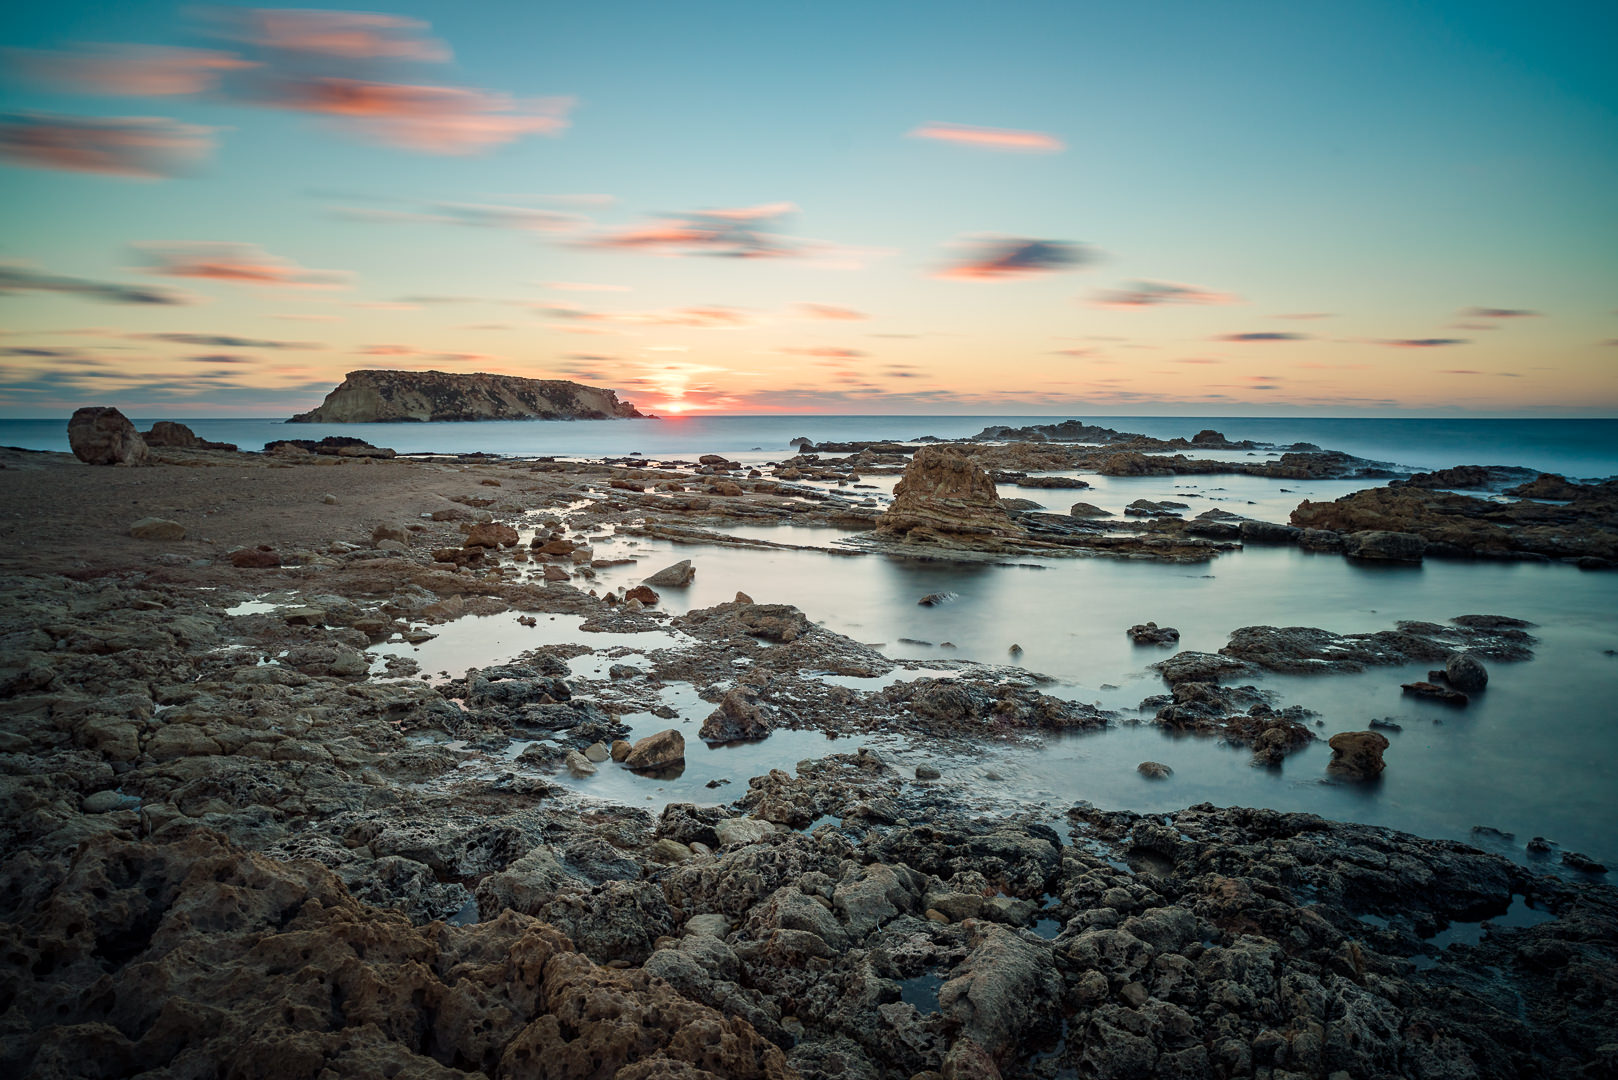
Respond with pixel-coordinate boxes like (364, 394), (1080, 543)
(12, 413), (1618, 870)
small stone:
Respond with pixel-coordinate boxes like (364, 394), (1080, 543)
(1118, 981), (1149, 1007)
(925, 909), (950, 924)
(644, 559), (695, 587)
(685, 913), (730, 937)
(321, 493), (338, 505)
(915, 763), (942, 780)
(565, 750), (597, 777)
(733, 591), (754, 604)
(649, 838), (693, 864)
(230, 547), (281, 568)
(623, 728), (685, 770)
(82, 790), (137, 814)
(1137, 761), (1173, 779)
(130, 517), (185, 541)
(1327, 730), (1389, 779)
(714, 817), (777, 846)
(583, 742), (609, 763)
(610, 739), (632, 762)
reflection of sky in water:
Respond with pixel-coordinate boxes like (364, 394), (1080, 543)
(367, 465), (1618, 870)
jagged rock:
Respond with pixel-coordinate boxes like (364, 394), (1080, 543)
(1327, 730), (1389, 778)
(1239, 519), (1300, 544)
(623, 728), (685, 770)
(67, 406), (148, 465)
(289, 369), (647, 422)
(714, 817), (778, 847)
(624, 585), (659, 606)
(1402, 680), (1469, 705)
(700, 687), (771, 743)
(1127, 622), (1180, 645)
(876, 447), (1026, 543)
(1068, 502), (1110, 518)
(645, 559), (696, 587)
(129, 517), (184, 541)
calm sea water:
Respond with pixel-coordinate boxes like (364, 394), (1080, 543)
(6, 414), (1618, 477)
(12, 413), (1618, 868)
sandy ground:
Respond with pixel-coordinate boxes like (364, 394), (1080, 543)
(0, 447), (573, 580)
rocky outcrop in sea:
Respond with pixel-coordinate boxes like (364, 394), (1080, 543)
(289, 369), (649, 423)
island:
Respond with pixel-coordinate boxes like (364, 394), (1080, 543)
(288, 369), (650, 423)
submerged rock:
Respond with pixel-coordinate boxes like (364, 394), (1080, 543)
(1402, 680), (1470, 705)
(1343, 529), (1427, 562)
(1137, 761), (1173, 779)
(1445, 650), (1489, 692)
(1127, 622), (1180, 645)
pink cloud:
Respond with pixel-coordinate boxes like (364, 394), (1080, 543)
(136, 242), (351, 288)
(6, 45), (256, 97)
(335, 201), (584, 231)
(908, 122), (1063, 153)
(0, 112), (217, 178)
(1093, 280), (1239, 308)
(937, 236), (1092, 281)
(217, 9), (451, 62)
(260, 78), (572, 153)
(795, 303), (869, 321)
(588, 203), (803, 258)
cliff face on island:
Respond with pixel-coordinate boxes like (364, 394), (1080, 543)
(288, 369), (648, 423)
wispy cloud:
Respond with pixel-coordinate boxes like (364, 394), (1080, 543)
(588, 203), (804, 259)
(253, 79), (572, 154)
(1274, 312), (1335, 320)
(5, 44), (256, 97)
(794, 302), (868, 321)
(0, 261), (194, 305)
(1215, 332), (1309, 342)
(546, 282), (631, 292)
(139, 332), (316, 349)
(208, 8), (452, 62)
(1093, 280), (1238, 308)
(539, 301), (762, 330)
(908, 122), (1063, 153)
(780, 346), (867, 358)
(334, 201), (583, 232)
(937, 236), (1092, 281)
(135, 242), (351, 288)
(1440, 368), (1521, 376)
(1459, 307), (1541, 319)
(1380, 338), (1469, 348)
(0, 112), (218, 178)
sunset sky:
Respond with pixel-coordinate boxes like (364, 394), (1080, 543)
(1, 1), (1615, 417)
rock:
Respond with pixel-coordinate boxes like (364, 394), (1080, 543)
(876, 447), (1026, 543)
(1137, 761), (1173, 779)
(645, 559), (696, 587)
(1402, 680), (1470, 705)
(700, 687), (771, 743)
(1562, 851), (1608, 874)
(141, 420), (202, 448)
(68, 406), (148, 465)
(320, 493), (339, 505)
(1127, 622), (1180, 645)
(915, 763), (942, 780)
(371, 523), (410, 545)
(583, 742), (610, 763)
(710, 480), (744, 496)
(1343, 529), (1427, 562)
(1327, 730), (1389, 778)
(624, 728), (685, 770)
(565, 750), (597, 777)
(129, 516), (184, 541)
(1124, 499), (1186, 518)
(610, 739), (632, 762)
(82, 789), (138, 813)
(714, 817), (778, 847)
(918, 592), (958, 606)
(289, 368), (647, 422)
(1445, 651), (1489, 692)
(1239, 519), (1300, 544)
(230, 546), (282, 568)
(1014, 475), (1091, 489)
(1068, 502), (1111, 518)
(464, 522), (520, 548)
(624, 585), (659, 606)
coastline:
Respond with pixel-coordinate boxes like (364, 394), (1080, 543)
(2, 428), (1615, 1078)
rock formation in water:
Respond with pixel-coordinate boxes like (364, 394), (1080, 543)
(288, 369), (648, 423)
(875, 446), (1025, 543)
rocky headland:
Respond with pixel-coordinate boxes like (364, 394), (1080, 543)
(289, 369), (649, 423)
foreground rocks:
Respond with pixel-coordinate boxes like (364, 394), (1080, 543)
(67, 406), (148, 466)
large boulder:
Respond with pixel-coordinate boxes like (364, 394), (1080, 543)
(1445, 651), (1489, 692)
(623, 729), (685, 770)
(68, 406), (148, 465)
(876, 447), (1025, 542)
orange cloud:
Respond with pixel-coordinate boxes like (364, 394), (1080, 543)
(0, 112), (217, 178)
(6, 45), (256, 97)
(908, 122), (1063, 152)
(261, 78), (572, 153)
(780, 346), (867, 358)
(136, 242), (351, 288)
(589, 203), (803, 258)
(216, 9), (451, 62)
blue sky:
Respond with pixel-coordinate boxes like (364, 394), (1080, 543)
(1, 1), (1615, 416)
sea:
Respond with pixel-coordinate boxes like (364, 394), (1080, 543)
(10, 414), (1618, 872)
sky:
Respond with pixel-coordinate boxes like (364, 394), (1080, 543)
(0, 1), (1615, 418)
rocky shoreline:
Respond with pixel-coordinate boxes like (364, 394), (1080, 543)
(2, 415), (1615, 1078)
